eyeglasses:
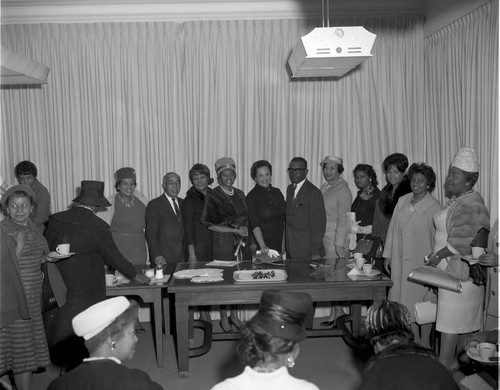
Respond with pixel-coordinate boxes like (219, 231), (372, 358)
(287, 168), (307, 174)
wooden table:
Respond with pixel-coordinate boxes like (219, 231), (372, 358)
(106, 264), (174, 367)
(168, 258), (392, 377)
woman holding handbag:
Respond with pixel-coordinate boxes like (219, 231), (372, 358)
(426, 148), (490, 369)
(382, 163), (442, 346)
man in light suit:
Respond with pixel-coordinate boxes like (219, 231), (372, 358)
(285, 157), (326, 260)
(146, 172), (186, 264)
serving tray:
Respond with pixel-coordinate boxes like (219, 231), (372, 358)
(233, 269), (288, 283)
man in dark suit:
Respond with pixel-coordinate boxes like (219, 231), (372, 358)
(146, 172), (186, 264)
(285, 157), (326, 260)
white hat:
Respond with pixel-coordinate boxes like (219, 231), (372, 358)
(320, 156), (343, 167)
(72, 297), (130, 340)
(451, 147), (479, 173)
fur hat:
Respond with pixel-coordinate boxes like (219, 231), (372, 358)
(115, 167), (136, 182)
(214, 157), (236, 176)
(72, 296), (130, 340)
(248, 290), (313, 342)
(73, 180), (112, 207)
(451, 147), (479, 173)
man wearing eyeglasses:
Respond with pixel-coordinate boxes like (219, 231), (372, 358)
(285, 157), (326, 260)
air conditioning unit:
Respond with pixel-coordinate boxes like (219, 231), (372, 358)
(1, 46), (50, 86)
(288, 26), (376, 78)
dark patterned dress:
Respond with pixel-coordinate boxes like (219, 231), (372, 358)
(0, 222), (50, 375)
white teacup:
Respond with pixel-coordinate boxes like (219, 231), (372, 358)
(477, 342), (496, 361)
(471, 246), (485, 259)
(363, 264), (373, 274)
(355, 257), (365, 269)
(143, 268), (155, 278)
(56, 243), (70, 255)
(105, 274), (115, 286)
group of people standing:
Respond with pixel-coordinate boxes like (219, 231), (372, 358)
(0, 146), (495, 389)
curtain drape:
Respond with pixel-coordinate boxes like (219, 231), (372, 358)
(424, 0), (498, 221)
(2, 16), (427, 213)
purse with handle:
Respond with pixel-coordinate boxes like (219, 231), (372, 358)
(408, 265), (463, 293)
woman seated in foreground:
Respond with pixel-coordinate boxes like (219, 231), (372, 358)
(359, 300), (458, 390)
(211, 290), (319, 390)
(47, 297), (162, 390)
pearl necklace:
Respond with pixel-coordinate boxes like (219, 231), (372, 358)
(253, 366), (278, 373)
(410, 194), (425, 205)
(447, 189), (474, 206)
(221, 186), (234, 196)
(118, 194), (135, 208)
(83, 356), (121, 364)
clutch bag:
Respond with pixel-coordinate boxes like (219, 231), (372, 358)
(408, 266), (463, 293)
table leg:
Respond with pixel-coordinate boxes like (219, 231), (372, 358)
(351, 303), (362, 337)
(153, 290), (164, 367)
(163, 294), (171, 338)
(176, 303), (190, 377)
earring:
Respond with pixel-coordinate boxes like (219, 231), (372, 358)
(111, 341), (116, 350)
(286, 354), (295, 368)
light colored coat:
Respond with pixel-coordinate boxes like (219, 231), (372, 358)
(320, 177), (352, 257)
(383, 192), (442, 316)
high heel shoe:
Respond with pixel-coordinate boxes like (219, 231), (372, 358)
(229, 316), (244, 330)
(220, 315), (232, 332)
(320, 319), (337, 328)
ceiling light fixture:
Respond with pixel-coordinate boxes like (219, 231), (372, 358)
(288, 0), (376, 78)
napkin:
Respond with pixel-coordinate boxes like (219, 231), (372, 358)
(205, 260), (240, 267)
(347, 267), (364, 276)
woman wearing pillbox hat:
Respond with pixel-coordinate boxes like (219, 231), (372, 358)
(47, 297), (162, 390)
(211, 290), (319, 390)
(201, 157), (251, 331)
(425, 147), (490, 369)
(97, 167), (149, 265)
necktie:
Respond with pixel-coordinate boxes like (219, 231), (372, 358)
(171, 197), (180, 215)
(293, 183), (297, 199)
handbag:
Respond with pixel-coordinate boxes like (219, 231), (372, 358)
(408, 266), (463, 293)
(41, 262), (59, 312)
(414, 289), (437, 325)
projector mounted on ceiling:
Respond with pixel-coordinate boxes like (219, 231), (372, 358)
(288, 26), (376, 78)
(288, 0), (376, 78)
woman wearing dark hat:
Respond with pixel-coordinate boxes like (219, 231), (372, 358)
(0, 185), (63, 390)
(201, 157), (250, 332)
(182, 164), (214, 263)
(44, 181), (149, 371)
(98, 167), (149, 265)
(211, 290), (319, 390)
(426, 148), (490, 368)
(47, 297), (162, 390)
(360, 300), (457, 390)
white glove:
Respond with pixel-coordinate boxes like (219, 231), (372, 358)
(268, 249), (280, 258)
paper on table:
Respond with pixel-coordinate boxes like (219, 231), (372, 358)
(206, 260), (241, 267)
(347, 267), (364, 276)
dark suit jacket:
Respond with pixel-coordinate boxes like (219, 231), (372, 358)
(285, 179), (326, 259)
(145, 194), (186, 262)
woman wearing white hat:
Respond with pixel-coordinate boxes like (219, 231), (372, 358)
(47, 297), (162, 390)
(426, 148), (490, 369)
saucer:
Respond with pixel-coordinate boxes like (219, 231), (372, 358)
(462, 255), (479, 264)
(466, 347), (498, 364)
(48, 251), (75, 259)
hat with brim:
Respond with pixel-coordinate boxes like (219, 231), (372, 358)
(320, 156), (343, 167)
(451, 147), (479, 173)
(73, 180), (111, 207)
(1, 184), (36, 206)
(215, 157), (236, 176)
(72, 296), (130, 340)
(115, 167), (136, 183)
(248, 290), (313, 342)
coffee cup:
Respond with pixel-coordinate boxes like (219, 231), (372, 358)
(471, 246), (485, 259)
(143, 268), (155, 278)
(363, 264), (373, 274)
(355, 257), (365, 269)
(348, 212), (356, 223)
(56, 243), (70, 255)
(105, 274), (115, 286)
(477, 342), (496, 361)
